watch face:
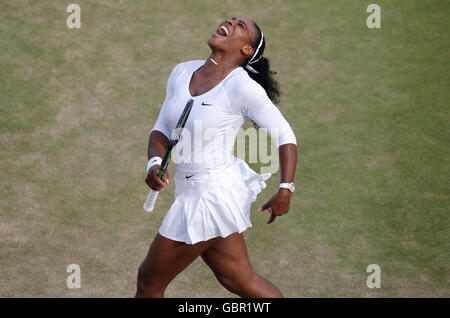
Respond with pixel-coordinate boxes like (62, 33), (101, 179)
(289, 183), (295, 192)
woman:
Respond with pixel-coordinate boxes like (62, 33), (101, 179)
(136, 17), (298, 298)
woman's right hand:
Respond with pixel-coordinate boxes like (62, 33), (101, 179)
(145, 166), (169, 191)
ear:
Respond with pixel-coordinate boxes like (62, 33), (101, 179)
(240, 45), (254, 58)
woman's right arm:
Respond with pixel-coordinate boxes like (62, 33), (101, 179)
(145, 64), (181, 191)
(145, 130), (169, 191)
(148, 130), (169, 160)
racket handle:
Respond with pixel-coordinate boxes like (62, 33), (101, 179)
(143, 189), (160, 212)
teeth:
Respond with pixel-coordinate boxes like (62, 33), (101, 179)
(220, 25), (229, 36)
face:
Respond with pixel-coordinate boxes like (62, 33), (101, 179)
(208, 17), (260, 62)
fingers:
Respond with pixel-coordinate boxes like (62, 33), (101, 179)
(257, 200), (276, 224)
(258, 200), (271, 212)
(145, 167), (168, 191)
(162, 170), (169, 185)
(267, 209), (277, 224)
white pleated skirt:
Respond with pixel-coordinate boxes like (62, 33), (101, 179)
(158, 157), (271, 245)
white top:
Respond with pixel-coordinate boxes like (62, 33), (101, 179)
(151, 60), (297, 173)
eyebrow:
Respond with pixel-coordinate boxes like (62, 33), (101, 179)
(232, 17), (248, 29)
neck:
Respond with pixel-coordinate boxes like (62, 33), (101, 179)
(200, 52), (241, 75)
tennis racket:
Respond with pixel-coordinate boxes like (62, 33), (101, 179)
(143, 98), (194, 212)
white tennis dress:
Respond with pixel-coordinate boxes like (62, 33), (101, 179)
(151, 60), (297, 244)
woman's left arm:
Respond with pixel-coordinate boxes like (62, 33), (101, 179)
(238, 81), (298, 224)
(258, 143), (297, 224)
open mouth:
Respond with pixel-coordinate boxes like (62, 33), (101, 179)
(216, 25), (230, 37)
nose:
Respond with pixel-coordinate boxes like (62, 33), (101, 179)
(225, 18), (234, 27)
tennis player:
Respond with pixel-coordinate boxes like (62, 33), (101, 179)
(136, 17), (298, 298)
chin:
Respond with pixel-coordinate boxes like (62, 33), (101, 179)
(207, 36), (219, 50)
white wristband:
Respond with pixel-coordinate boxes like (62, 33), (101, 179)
(147, 156), (162, 173)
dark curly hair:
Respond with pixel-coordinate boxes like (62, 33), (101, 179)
(243, 22), (281, 104)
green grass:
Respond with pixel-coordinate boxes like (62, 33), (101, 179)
(0, 0), (449, 297)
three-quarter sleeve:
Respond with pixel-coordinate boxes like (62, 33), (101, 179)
(239, 80), (297, 148)
(150, 65), (180, 139)
(151, 98), (172, 139)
